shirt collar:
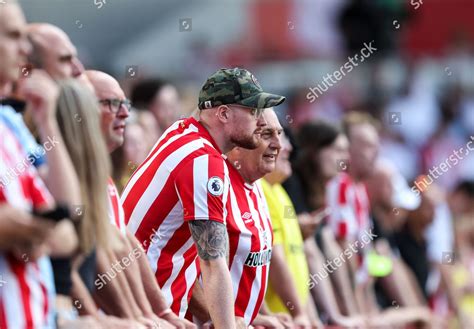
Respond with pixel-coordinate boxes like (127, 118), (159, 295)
(185, 117), (223, 154)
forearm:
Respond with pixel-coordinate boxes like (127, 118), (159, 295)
(305, 239), (353, 322)
(189, 220), (235, 329)
(37, 120), (81, 210)
(375, 239), (421, 307)
(370, 307), (430, 327)
(120, 234), (155, 316)
(106, 248), (143, 318)
(401, 261), (428, 305)
(94, 247), (135, 318)
(127, 232), (169, 315)
(188, 279), (211, 323)
(322, 232), (358, 315)
(438, 263), (462, 316)
(305, 295), (321, 325)
(200, 258), (235, 329)
(70, 269), (99, 316)
(259, 302), (272, 316)
(268, 245), (305, 317)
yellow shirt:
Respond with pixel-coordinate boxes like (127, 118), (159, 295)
(261, 179), (309, 313)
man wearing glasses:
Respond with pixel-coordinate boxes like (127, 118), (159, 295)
(121, 68), (285, 328)
(86, 70), (196, 328)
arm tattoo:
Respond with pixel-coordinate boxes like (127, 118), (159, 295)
(189, 220), (229, 261)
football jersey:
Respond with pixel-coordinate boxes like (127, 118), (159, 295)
(121, 118), (229, 317)
(226, 163), (273, 325)
(326, 173), (372, 283)
(0, 118), (55, 329)
(326, 172), (371, 242)
(107, 177), (126, 235)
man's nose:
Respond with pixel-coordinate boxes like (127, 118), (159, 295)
(20, 38), (32, 58)
(72, 58), (85, 78)
(273, 135), (282, 151)
(117, 102), (130, 119)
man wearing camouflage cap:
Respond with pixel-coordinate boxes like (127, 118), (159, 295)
(121, 68), (285, 328)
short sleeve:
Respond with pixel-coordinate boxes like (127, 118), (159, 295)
(261, 180), (283, 246)
(174, 154), (229, 224)
(0, 106), (46, 168)
(27, 166), (54, 209)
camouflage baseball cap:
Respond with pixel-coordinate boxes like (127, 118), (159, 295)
(198, 68), (285, 110)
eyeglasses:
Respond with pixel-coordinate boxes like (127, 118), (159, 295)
(229, 104), (264, 119)
(99, 98), (132, 114)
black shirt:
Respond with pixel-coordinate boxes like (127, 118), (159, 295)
(394, 224), (430, 299)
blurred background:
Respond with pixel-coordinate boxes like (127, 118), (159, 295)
(20, 0), (474, 187)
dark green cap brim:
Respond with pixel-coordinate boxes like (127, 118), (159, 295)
(237, 92), (285, 109)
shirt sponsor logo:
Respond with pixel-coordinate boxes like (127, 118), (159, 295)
(244, 249), (272, 267)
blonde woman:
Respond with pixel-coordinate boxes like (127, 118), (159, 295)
(54, 80), (140, 329)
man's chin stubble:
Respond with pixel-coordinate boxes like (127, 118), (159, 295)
(232, 136), (259, 150)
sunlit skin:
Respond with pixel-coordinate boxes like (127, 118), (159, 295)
(27, 23), (84, 79)
(198, 104), (267, 154)
(318, 134), (350, 180)
(86, 70), (130, 152)
(0, 2), (31, 94)
(347, 123), (379, 181)
(227, 109), (283, 183)
(226, 104), (268, 150)
(264, 131), (293, 185)
(408, 191), (436, 229)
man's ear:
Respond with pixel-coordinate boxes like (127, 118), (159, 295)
(215, 105), (230, 123)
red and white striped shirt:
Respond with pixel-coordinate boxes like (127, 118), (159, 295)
(226, 163), (273, 325)
(121, 118), (229, 317)
(326, 172), (371, 242)
(107, 178), (126, 234)
(0, 118), (55, 329)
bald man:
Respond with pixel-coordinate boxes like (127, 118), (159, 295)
(27, 23), (84, 79)
(0, 1), (83, 327)
(85, 70), (196, 329)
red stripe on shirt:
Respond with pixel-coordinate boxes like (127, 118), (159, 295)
(9, 257), (33, 329)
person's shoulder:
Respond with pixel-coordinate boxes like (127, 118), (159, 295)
(0, 104), (24, 129)
(226, 159), (244, 181)
(0, 104), (17, 115)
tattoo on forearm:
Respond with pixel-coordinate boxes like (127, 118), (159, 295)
(189, 220), (228, 260)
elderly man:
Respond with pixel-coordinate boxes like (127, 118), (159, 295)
(224, 108), (284, 327)
(85, 70), (195, 329)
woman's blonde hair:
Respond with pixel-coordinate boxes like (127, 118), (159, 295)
(56, 79), (117, 253)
